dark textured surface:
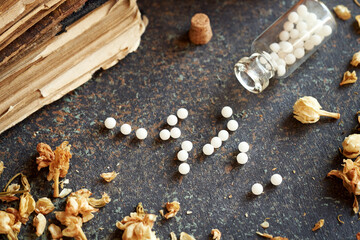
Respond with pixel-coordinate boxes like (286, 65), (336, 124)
(1, 0), (360, 239)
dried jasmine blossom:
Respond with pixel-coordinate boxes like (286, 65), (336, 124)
(328, 158), (360, 213)
(340, 71), (358, 86)
(342, 134), (360, 158)
(179, 232), (196, 240)
(100, 171), (118, 182)
(351, 51), (360, 67)
(48, 223), (63, 239)
(211, 229), (221, 240)
(19, 192), (35, 224)
(333, 5), (351, 20)
(33, 213), (46, 237)
(312, 219), (324, 231)
(88, 192), (111, 208)
(0, 210), (21, 240)
(164, 201), (180, 219)
(256, 232), (289, 240)
(0, 173), (30, 202)
(293, 96), (340, 124)
(35, 197), (55, 215)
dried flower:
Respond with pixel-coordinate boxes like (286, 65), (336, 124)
(342, 134), (360, 158)
(340, 71), (357, 86)
(293, 96), (340, 124)
(357, 232), (360, 240)
(334, 5), (351, 20)
(59, 188), (72, 198)
(0, 173), (30, 202)
(100, 171), (118, 182)
(179, 232), (195, 240)
(211, 229), (221, 240)
(164, 201), (180, 219)
(351, 51), (360, 67)
(55, 212), (86, 240)
(256, 232), (288, 240)
(116, 203), (158, 240)
(0, 210), (22, 240)
(0, 161), (4, 176)
(260, 220), (270, 229)
(328, 158), (360, 213)
(36, 141), (72, 198)
(35, 197), (55, 215)
(312, 219), (324, 231)
(88, 192), (111, 208)
(48, 223), (63, 239)
(33, 213), (46, 237)
(170, 232), (177, 240)
(19, 192), (35, 224)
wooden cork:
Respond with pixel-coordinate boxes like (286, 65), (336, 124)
(189, 13), (213, 45)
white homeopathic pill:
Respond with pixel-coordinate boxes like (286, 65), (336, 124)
(177, 108), (188, 119)
(277, 65), (286, 77)
(227, 119), (239, 131)
(221, 106), (233, 118)
(177, 150), (189, 161)
(181, 140), (193, 152)
(310, 34), (322, 46)
(269, 43), (280, 53)
(285, 54), (296, 65)
(271, 174), (283, 186)
(237, 152), (248, 164)
(289, 29), (299, 39)
(297, 4), (308, 18)
(283, 21), (294, 31)
(211, 137), (222, 148)
(238, 141), (250, 153)
(179, 163), (190, 175)
(296, 21), (307, 32)
(319, 25), (332, 37)
(251, 183), (263, 195)
(218, 130), (229, 141)
(120, 123), (131, 135)
(294, 47), (305, 59)
(288, 12), (299, 23)
(167, 115), (178, 126)
(136, 128), (147, 140)
(304, 40), (314, 51)
(104, 117), (116, 129)
(279, 31), (290, 41)
(203, 144), (214, 155)
(159, 129), (171, 140)
(279, 41), (293, 53)
(170, 127), (181, 139)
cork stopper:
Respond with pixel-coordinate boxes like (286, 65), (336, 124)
(189, 13), (213, 45)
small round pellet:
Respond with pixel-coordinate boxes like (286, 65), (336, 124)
(104, 117), (116, 129)
(306, 13), (317, 26)
(159, 129), (171, 140)
(304, 40), (314, 51)
(310, 34), (322, 46)
(120, 123), (132, 135)
(177, 108), (188, 119)
(279, 41), (293, 53)
(283, 21), (294, 31)
(277, 65), (286, 77)
(203, 144), (214, 155)
(218, 130), (229, 141)
(299, 30), (311, 41)
(238, 141), (250, 153)
(177, 150), (189, 162)
(251, 183), (263, 195)
(296, 21), (307, 32)
(288, 12), (299, 23)
(170, 127), (181, 139)
(269, 43), (280, 53)
(136, 128), (147, 140)
(285, 54), (296, 65)
(227, 119), (239, 131)
(319, 25), (332, 37)
(294, 47), (305, 59)
(211, 137), (222, 148)
(179, 163), (190, 175)
(271, 174), (283, 186)
(221, 106), (233, 118)
(279, 31), (290, 41)
(270, 52), (279, 60)
(237, 152), (248, 164)
(297, 5), (308, 18)
(181, 140), (193, 152)
(275, 58), (286, 68)
(289, 29), (299, 39)
(167, 115), (178, 126)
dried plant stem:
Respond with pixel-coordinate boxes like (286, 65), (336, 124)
(355, 0), (360, 7)
(3, 172), (22, 191)
(317, 110), (340, 119)
(77, 226), (87, 240)
(53, 169), (60, 198)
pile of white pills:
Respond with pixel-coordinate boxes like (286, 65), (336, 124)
(160, 108), (188, 141)
(264, 4), (333, 77)
(236, 141), (250, 164)
(178, 140), (193, 175)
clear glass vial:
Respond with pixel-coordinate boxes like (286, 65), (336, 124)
(234, 0), (336, 93)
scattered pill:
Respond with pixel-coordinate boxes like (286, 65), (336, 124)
(177, 150), (189, 161)
(218, 130), (229, 141)
(120, 123), (131, 135)
(238, 141), (250, 153)
(177, 108), (189, 119)
(159, 129), (171, 140)
(227, 119), (239, 131)
(221, 106), (233, 118)
(136, 128), (147, 140)
(170, 127), (181, 139)
(237, 152), (248, 164)
(167, 115), (178, 126)
(251, 183), (263, 195)
(203, 144), (214, 155)
(181, 140), (193, 152)
(104, 117), (116, 129)
(179, 163), (190, 175)
(211, 137), (222, 148)
(271, 174), (283, 186)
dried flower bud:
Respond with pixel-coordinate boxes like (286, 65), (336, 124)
(293, 96), (340, 124)
(312, 219), (324, 231)
(100, 171), (118, 182)
(0, 210), (20, 240)
(19, 192), (35, 224)
(211, 229), (221, 240)
(180, 232), (196, 240)
(48, 223), (63, 239)
(164, 201), (180, 219)
(0, 161), (4, 176)
(88, 192), (111, 208)
(342, 134), (360, 158)
(36, 143), (54, 171)
(59, 188), (72, 198)
(340, 71), (357, 86)
(334, 5), (351, 20)
(351, 51), (360, 67)
(35, 197), (55, 215)
(116, 212), (158, 240)
(33, 213), (46, 236)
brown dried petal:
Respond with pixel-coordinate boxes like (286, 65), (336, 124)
(116, 212), (158, 240)
(351, 51), (360, 67)
(170, 232), (177, 240)
(19, 192), (35, 224)
(256, 232), (273, 239)
(88, 192), (111, 208)
(340, 71), (358, 86)
(48, 223), (63, 239)
(357, 232), (360, 240)
(35, 197), (55, 215)
(211, 228), (221, 240)
(342, 134), (360, 158)
(36, 143), (54, 171)
(164, 201), (180, 219)
(0, 196), (19, 202)
(0, 161), (4, 176)
(334, 5), (351, 20)
(100, 171), (118, 182)
(0, 211), (17, 240)
(33, 213), (46, 237)
(180, 232), (196, 240)
(312, 219), (324, 231)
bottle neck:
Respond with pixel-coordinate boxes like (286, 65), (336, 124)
(234, 52), (275, 93)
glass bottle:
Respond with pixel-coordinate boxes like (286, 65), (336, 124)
(234, 0), (336, 93)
